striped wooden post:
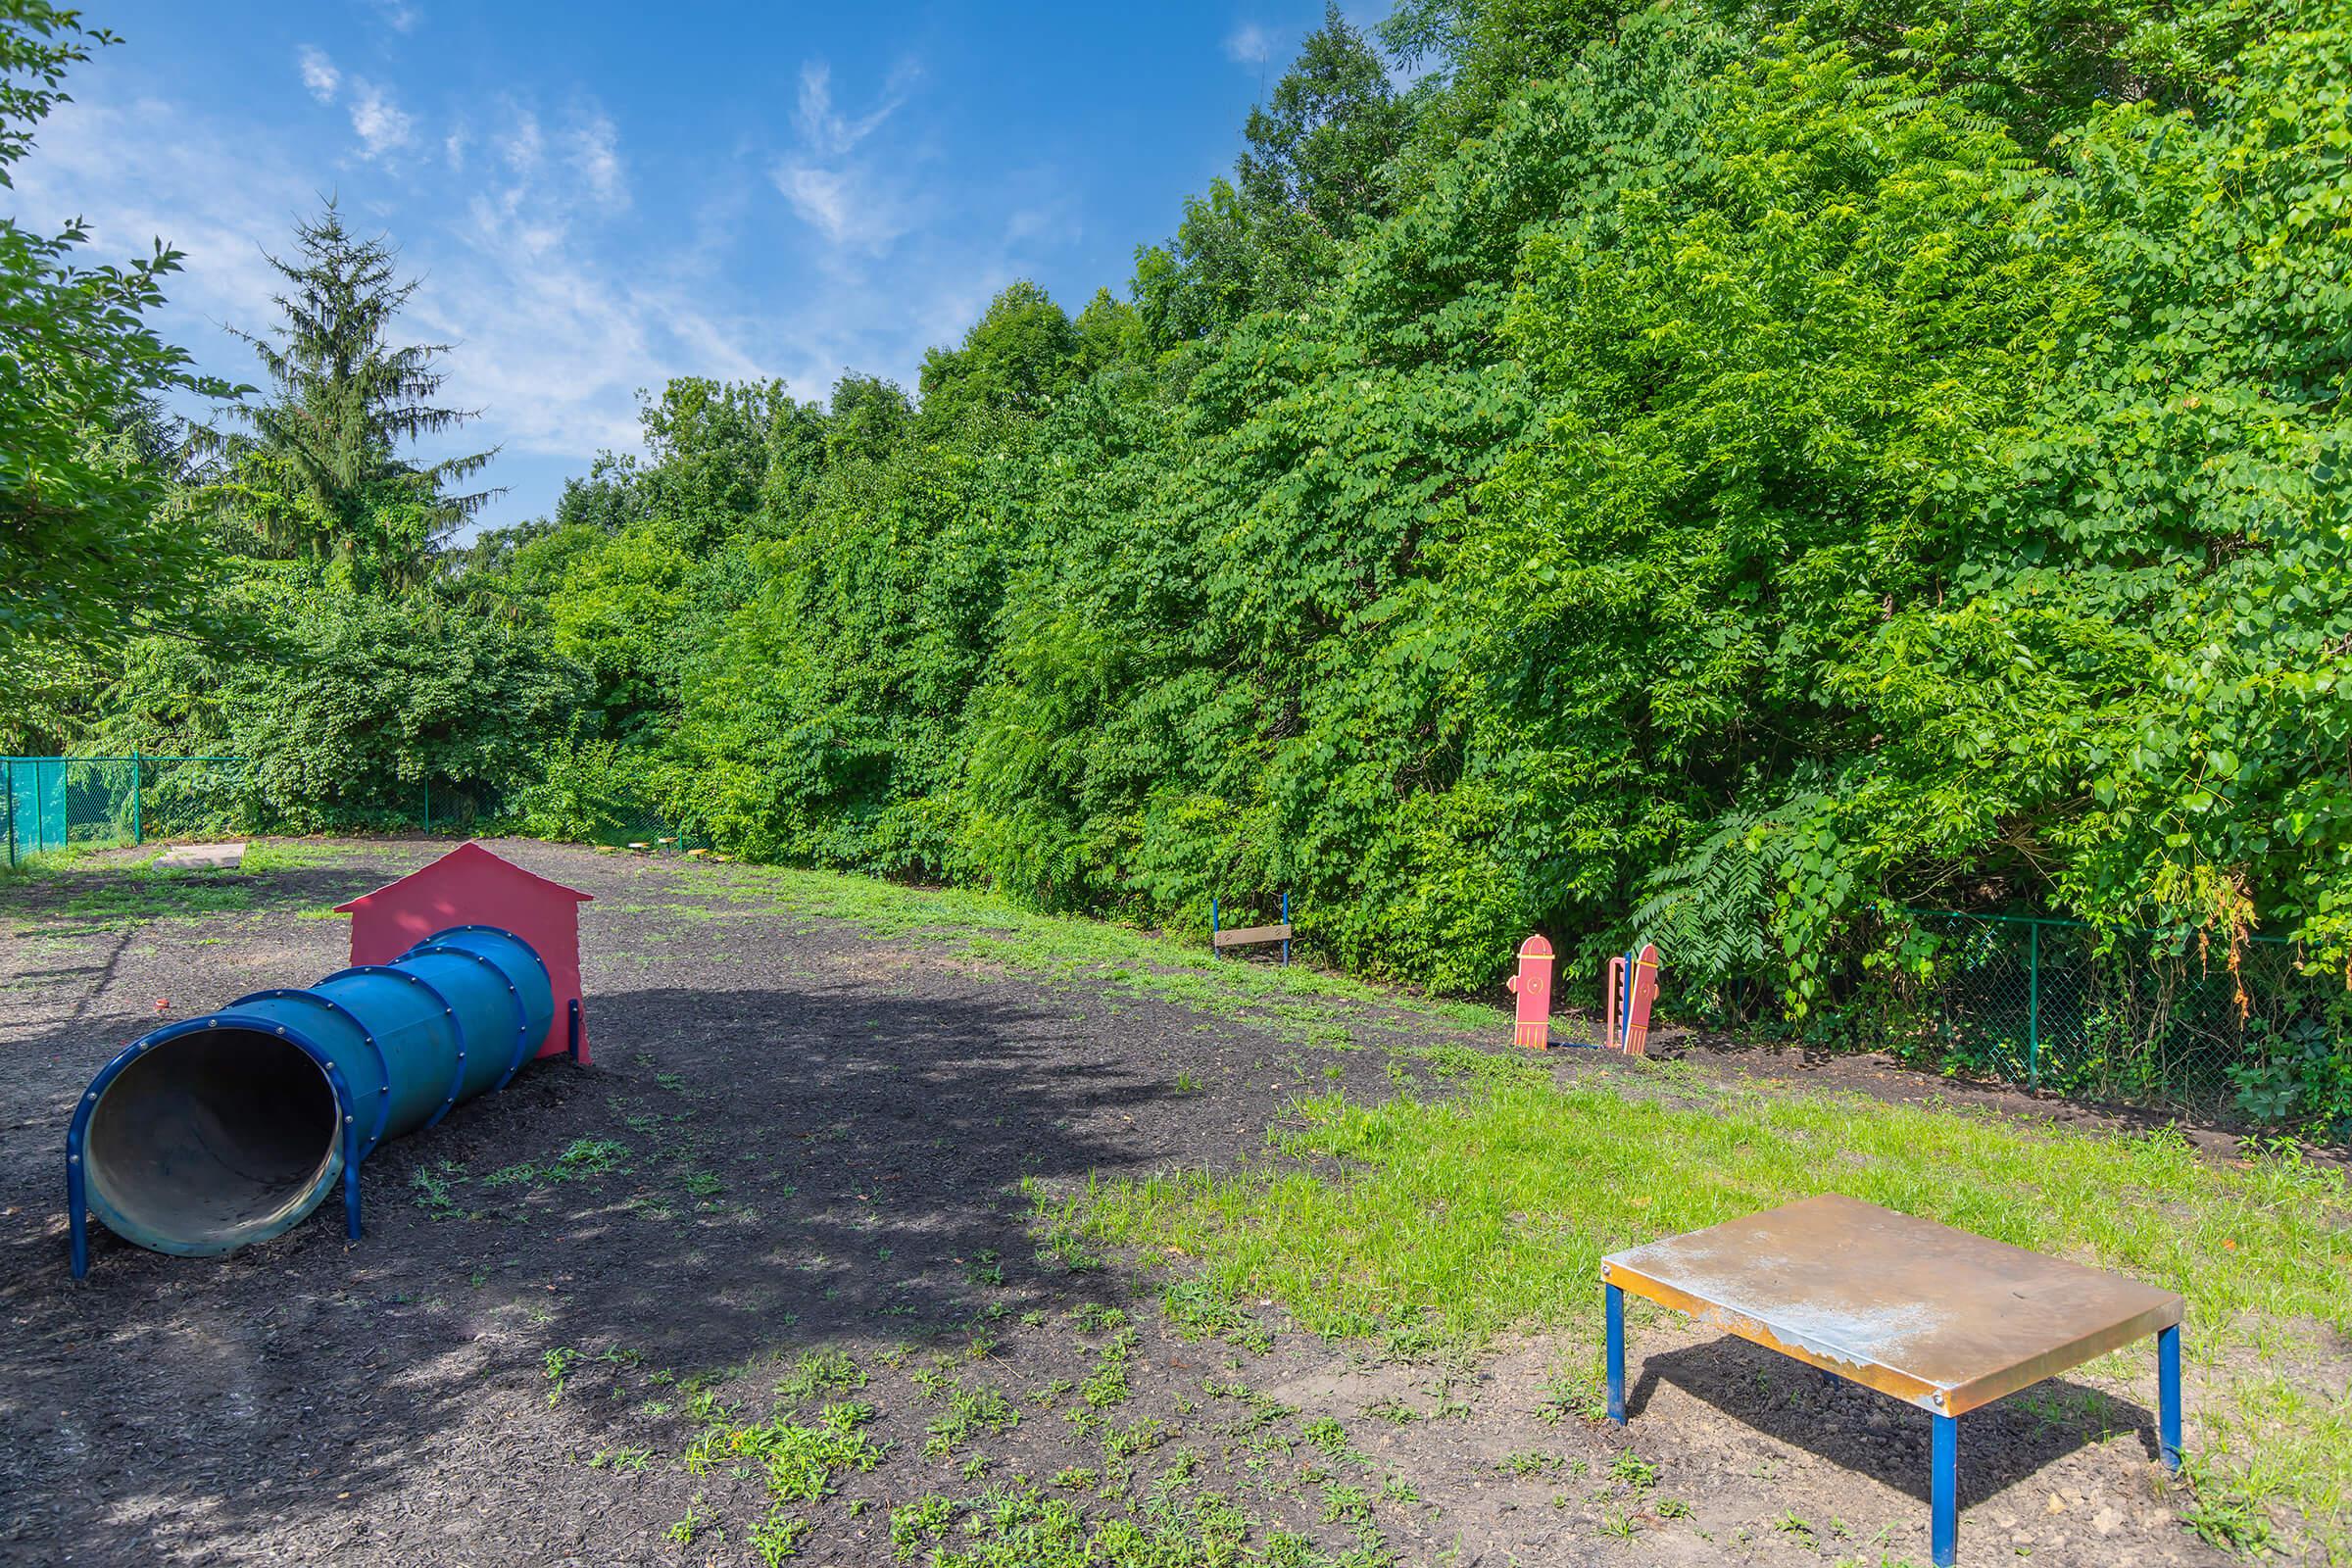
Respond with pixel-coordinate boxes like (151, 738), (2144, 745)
(1623, 944), (1661, 1054)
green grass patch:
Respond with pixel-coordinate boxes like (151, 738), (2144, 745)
(41, 873), (255, 930)
(238, 838), (363, 872)
(0, 835), (367, 934)
(887, 1481), (1286, 1567)
(1060, 1076), (2352, 1558)
(678, 858), (1496, 1045)
(777, 1348), (866, 1403)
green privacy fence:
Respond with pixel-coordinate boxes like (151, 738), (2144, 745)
(2, 756), (698, 867)
(1912, 910), (2344, 1125)
(3, 756), (252, 865)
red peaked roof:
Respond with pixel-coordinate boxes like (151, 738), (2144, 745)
(332, 840), (595, 913)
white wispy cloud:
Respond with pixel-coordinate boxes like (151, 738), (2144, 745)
(347, 78), (414, 159)
(297, 45), (340, 104)
(13, 50), (1075, 532)
(368, 0), (422, 34)
(772, 163), (910, 252)
(1225, 22), (1274, 64)
(10, 80), (698, 504)
(791, 61), (909, 155)
(567, 111), (626, 210)
(773, 60), (923, 255)
(498, 105), (543, 174)
(7, 90), (313, 346)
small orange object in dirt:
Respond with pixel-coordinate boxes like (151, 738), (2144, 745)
(152, 999), (169, 1011)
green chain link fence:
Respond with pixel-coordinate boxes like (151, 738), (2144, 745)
(1913, 910), (2348, 1127)
(4, 755), (253, 864)
(418, 776), (696, 854)
(3, 756), (698, 867)
(10, 758), (2341, 1125)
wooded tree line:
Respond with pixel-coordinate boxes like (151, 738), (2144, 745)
(7, 0), (2350, 1045)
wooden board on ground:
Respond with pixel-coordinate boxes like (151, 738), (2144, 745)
(152, 842), (247, 871)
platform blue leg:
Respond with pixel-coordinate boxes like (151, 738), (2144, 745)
(1931, 1412), (1957, 1567)
(566, 997), (582, 1063)
(2158, 1324), (2181, 1471)
(1605, 1283), (1626, 1425)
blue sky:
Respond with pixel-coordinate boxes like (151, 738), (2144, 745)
(13, 1), (1366, 535)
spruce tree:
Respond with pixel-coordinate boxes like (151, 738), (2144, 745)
(227, 202), (497, 586)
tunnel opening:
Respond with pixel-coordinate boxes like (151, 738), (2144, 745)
(84, 1028), (343, 1256)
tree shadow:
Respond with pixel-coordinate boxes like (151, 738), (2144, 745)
(0, 860), (399, 933)
(0, 953), (1335, 1563)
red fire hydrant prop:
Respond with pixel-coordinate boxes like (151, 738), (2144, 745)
(1507, 935), (1553, 1050)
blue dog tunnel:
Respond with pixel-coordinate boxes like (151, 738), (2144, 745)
(66, 925), (566, 1278)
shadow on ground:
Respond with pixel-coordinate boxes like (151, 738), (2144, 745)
(1632, 1337), (2159, 1510)
(0, 971), (1215, 1562)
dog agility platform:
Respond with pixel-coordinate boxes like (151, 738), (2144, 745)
(1600, 1194), (2183, 1565)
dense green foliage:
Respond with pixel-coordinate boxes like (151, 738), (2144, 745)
(0, 1), (238, 745)
(218, 204), (498, 590)
(43, 195), (571, 799)
(21, 0), (2352, 1086)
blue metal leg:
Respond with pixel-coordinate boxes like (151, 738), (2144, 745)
(343, 1114), (364, 1240)
(2158, 1324), (2181, 1471)
(1931, 1413), (1957, 1567)
(567, 998), (582, 1063)
(1605, 1283), (1626, 1425)
(67, 1132), (89, 1281)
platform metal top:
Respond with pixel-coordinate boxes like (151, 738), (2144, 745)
(1600, 1193), (2183, 1415)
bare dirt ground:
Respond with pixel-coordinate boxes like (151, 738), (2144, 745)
(0, 839), (2225, 1567)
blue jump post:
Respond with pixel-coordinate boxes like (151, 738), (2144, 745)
(1618, 945), (1636, 1048)
(1281, 891), (1291, 966)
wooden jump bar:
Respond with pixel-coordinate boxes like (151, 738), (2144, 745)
(1210, 892), (1292, 964)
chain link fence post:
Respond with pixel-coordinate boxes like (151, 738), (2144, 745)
(2026, 917), (2040, 1092)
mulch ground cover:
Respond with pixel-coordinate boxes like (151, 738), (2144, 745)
(0, 839), (2230, 1566)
